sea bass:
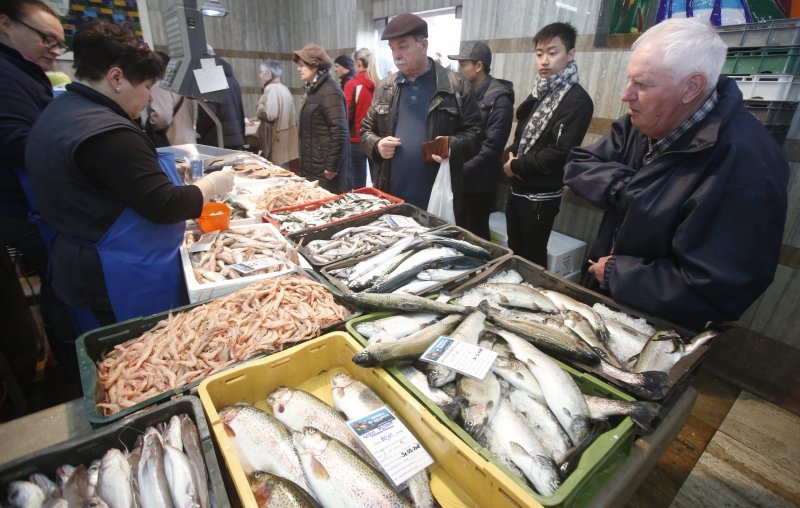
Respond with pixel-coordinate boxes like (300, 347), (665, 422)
(341, 292), (469, 315)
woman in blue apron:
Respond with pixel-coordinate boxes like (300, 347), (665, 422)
(25, 21), (234, 333)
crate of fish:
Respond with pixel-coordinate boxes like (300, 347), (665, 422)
(320, 225), (512, 296)
(181, 222), (311, 303)
(446, 256), (719, 403)
(0, 396), (229, 508)
(288, 203), (451, 269)
(264, 187), (404, 235)
(76, 273), (356, 425)
(198, 330), (559, 508)
(339, 293), (639, 506)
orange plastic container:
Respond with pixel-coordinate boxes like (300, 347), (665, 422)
(197, 202), (231, 233)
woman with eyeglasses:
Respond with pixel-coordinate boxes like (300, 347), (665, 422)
(25, 21), (234, 331)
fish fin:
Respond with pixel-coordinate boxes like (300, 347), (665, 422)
(310, 457), (330, 480)
(454, 395), (470, 409)
(627, 353), (640, 364)
(636, 370), (669, 400)
(508, 441), (529, 456)
(631, 401), (663, 434)
(486, 400), (495, 412)
(223, 422), (236, 437)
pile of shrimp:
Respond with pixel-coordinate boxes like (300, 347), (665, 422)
(95, 275), (349, 416)
(256, 180), (334, 211)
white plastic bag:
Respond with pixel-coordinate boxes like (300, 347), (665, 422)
(426, 159), (456, 223)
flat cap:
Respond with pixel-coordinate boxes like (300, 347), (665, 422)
(448, 41), (492, 67)
(292, 44), (333, 70)
(382, 13), (428, 40)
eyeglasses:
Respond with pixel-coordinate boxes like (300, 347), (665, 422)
(14, 18), (68, 53)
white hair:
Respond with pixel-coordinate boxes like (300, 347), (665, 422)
(260, 60), (282, 79)
(632, 18), (727, 93)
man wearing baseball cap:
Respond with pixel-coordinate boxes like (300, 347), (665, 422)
(360, 13), (482, 214)
(448, 41), (514, 240)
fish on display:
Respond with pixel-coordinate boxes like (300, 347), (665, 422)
(423, 310), (485, 388)
(539, 290), (612, 344)
(354, 313), (439, 344)
(508, 390), (571, 464)
(7, 481), (45, 508)
(179, 415), (210, 508)
(249, 471), (321, 508)
(396, 365), (462, 420)
(600, 314), (651, 367)
(138, 430), (174, 508)
(28, 473), (59, 501)
(484, 398), (560, 497)
(584, 396), (662, 433)
(464, 283), (559, 313)
(342, 236), (420, 289)
(95, 448), (133, 508)
(366, 255), (484, 294)
(593, 360), (669, 400)
(63, 465), (94, 507)
(562, 310), (625, 369)
(292, 427), (411, 508)
(268, 386), (371, 464)
(416, 268), (472, 281)
(457, 371), (502, 439)
(421, 235), (492, 260)
(352, 314), (463, 367)
(633, 328), (721, 374)
(163, 443), (200, 508)
(477, 301), (600, 365)
(219, 405), (313, 497)
(341, 292), (469, 315)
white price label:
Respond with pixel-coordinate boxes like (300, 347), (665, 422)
(381, 214), (421, 229)
(420, 336), (498, 380)
(348, 407), (433, 486)
(188, 231), (219, 253)
(230, 258), (284, 274)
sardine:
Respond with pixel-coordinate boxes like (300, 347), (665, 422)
(352, 314), (463, 366)
(138, 431), (174, 508)
(484, 399), (560, 496)
(354, 313), (439, 344)
(493, 329), (591, 444)
(423, 310), (485, 387)
(457, 372), (501, 439)
(509, 390), (571, 464)
(396, 365), (461, 420)
(248, 471), (320, 508)
(163, 444), (200, 508)
(478, 301), (600, 365)
(179, 415), (210, 508)
(292, 427), (411, 507)
(341, 292), (469, 315)
(96, 448), (134, 508)
(219, 405), (312, 498)
(584, 395), (662, 433)
(268, 386), (372, 464)
(7, 481), (45, 508)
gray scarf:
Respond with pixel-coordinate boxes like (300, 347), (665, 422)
(517, 60), (579, 156)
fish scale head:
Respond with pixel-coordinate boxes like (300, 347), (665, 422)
(267, 386), (293, 413)
(331, 373), (354, 389)
(293, 427), (328, 456)
(462, 404), (488, 438)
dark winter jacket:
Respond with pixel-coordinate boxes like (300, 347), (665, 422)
(0, 42), (53, 218)
(361, 59), (482, 214)
(506, 85), (593, 194)
(462, 76), (514, 193)
(298, 70), (349, 189)
(197, 56), (245, 148)
(564, 77), (788, 330)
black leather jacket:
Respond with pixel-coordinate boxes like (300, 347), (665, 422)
(360, 59), (482, 213)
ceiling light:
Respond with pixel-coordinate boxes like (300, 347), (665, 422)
(200, 0), (228, 17)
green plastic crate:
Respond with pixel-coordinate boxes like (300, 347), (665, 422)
(726, 46), (800, 75)
(346, 314), (636, 507)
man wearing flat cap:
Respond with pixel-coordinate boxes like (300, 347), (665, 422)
(361, 13), (482, 214)
(449, 41), (514, 240)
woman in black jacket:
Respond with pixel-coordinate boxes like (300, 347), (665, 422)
(293, 44), (349, 193)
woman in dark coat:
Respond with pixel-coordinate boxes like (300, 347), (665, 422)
(293, 43), (350, 193)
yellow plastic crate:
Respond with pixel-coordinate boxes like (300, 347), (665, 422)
(198, 331), (544, 508)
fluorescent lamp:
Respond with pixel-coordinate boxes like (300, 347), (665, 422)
(200, 0), (228, 17)
(555, 2), (578, 12)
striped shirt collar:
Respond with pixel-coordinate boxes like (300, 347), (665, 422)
(644, 90), (718, 165)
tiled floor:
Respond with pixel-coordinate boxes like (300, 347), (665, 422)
(626, 369), (800, 507)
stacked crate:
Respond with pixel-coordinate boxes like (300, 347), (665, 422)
(719, 19), (800, 144)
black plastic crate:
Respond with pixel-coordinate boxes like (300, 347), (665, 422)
(744, 99), (798, 124)
(289, 203), (450, 269)
(0, 397), (230, 507)
(766, 123), (791, 145)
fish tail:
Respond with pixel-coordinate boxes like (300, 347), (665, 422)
(630, 401), (662, 434)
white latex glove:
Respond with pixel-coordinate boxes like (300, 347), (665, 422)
(194, 167), (234, 201)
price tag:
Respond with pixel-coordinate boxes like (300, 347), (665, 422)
(188, 231), (219, 253)
(347, 407), (433, 486)
(230, 258), (284, 274)
(420, 336), (498, 380)
(381, 214), (421, 229)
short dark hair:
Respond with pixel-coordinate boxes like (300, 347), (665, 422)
(72, 21), (164, 85)
(477, 60), (491, 75)
(533, 22), (578, 52)
(0, 0), (58, 21)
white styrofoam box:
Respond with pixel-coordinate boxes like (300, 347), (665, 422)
(733, 74), (800, 101)
(181, 222), (310, 303)
(489, 211), (508, 247)
(547, 231), (587, 277)
(562, 270), (581, 284)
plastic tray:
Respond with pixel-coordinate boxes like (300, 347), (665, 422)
(723, 46), (800, 75)
(766, 123), (791, 145)
(733, 74), (800, 100)
(344, 319), (636, 507)
(717, 19), (800, 47)
(199, 331), (553, 508)
(263, 187), (404, 235)
(319, 224), (513, 296)
(181, 222), (311, 304)
(743, 99), (799, 125)
(0, 397), (230, 508)
(446, 256), (702, 402)
(289, 203), (451, 269)
(76, 272), (359, 426)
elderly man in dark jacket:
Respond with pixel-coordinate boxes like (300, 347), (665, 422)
(197, 48), (246, 149)
(361, 13), (482, 214)
(565, 18), (789, 330)
(449, 41), (514, 239)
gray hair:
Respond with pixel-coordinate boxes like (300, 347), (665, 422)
(632, 18), (726, 94)
(260, 60), (283, 79)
